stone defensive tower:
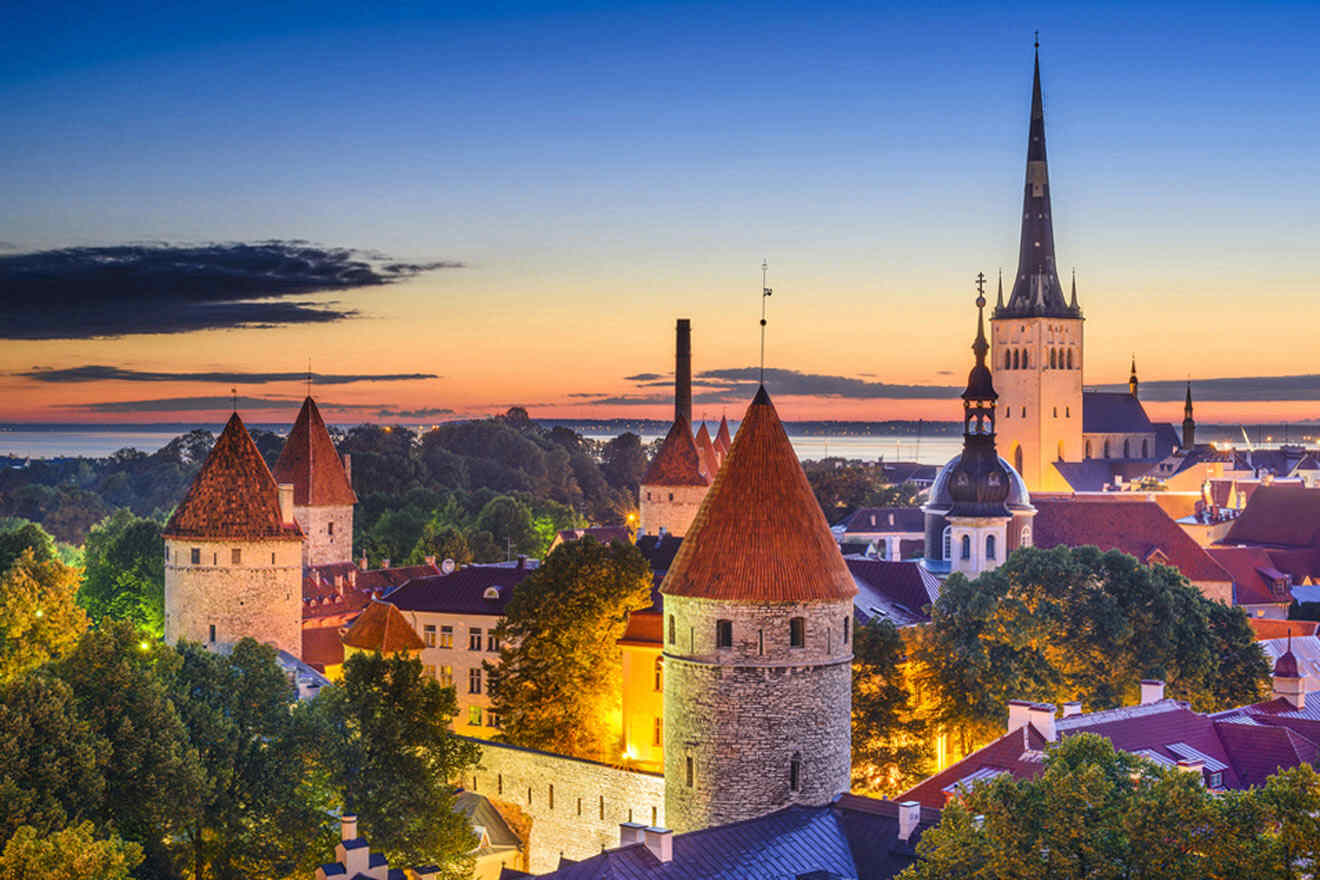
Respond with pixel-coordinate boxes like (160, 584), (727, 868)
(661, 386), (856, 833)
(639, 319), (712, 537)
(991, 43), (1084, 492)
(273, 396), (357, 567)
(163, 412), (304, 657)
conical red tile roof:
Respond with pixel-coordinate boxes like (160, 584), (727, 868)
(694, 422), (720, 479)
(273, 397), (357, 506)
(715, 415), (733, 454)
(642, 416), (709, 487)
(342, 599), (425, 653)
(661, 387), (857, 602)
(164, 413), (303, 540)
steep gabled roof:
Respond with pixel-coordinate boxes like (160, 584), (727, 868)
(694, 422), (720, 479)
(661, 387), (857, 603)
(1206, 546), (1294, 607)
(641, 416), (709, 487)
(273, 396), (357, 507)
(715, 415), (733, 454)
(1082, 391), (1156, 436)
(164, 412), (302, 540)
(1223, 484), (1320, 548)
(341, 599), (425, 653)
(902, 723), (1051, 808)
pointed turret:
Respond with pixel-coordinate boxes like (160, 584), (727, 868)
(1129, 357), (1139, 398)
(996, 269), (1005, 311)
(639, 414), (710, 537)
(715, 414), (733, 456)
(997, 43), (1077, 319)
(642, 416), (709, 488)
(1183, 381), (1196, 448)
(695, 421), (720, 478)
(1069, 269), (1079, 311)
(274, 396), (357, 567)
(948, 289), (1011, 519)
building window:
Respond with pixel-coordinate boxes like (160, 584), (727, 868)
(715, 619), (733, 648)
(758, 629), (764, 655)
(961, 535), (972, 561)
(487, 633), (501, 652)
(1050, 349), (1057, 369)
(1085, 440), (1092, 459)
(548, 784), (554, 809)
(599, 796), (605, 820)
(439, 625), (453, 649)
(790, 617), (806, 649)
(668, 492), (674, 502)
(1020, 406), (1026, 417)
(1012, 349), (1020, 369)
(576, 798), (582, 816)
(1020, 526), (1032, 548)
(1066, 406), (1070, 417)
(667, 615), (676, 644)
(645, 491), (651, 501)
(652, 806), (658, 826)
(1123, 439), (1131, 457)
(1209, 771), (1223, 788)
(212, 552), (217, 565)
(790, 752), (802, 792)
(438, 665), (453, 687)
(986, 534), (997, 561)
(1067, 349), (1073, 369)
(469, 627), (483, 651)
(423, 624), (436, 647)
(1142, 439), (1149, 457)
(271, 552), (276, 564)
(1104, 440), (1111, 458)
(1053, 406), (1058, 418)
(487, 712), (501, 728)
(685, 756), (694, 787)
(1022, 351), (1029, 369)
(208, 624), (216, 643)
(653, 716), (663, 746)
(423, 664), (436, 679)
(231, 548), (242, 564)
(327, 522), (334, 535)
(1005, 350), (1013, 370)
(653, 656), (663, 691)
(843, 616), (850, 644)
(497, 774), (503, 795)
(468, 668), (482, 694)
(191, 547), (201, 565)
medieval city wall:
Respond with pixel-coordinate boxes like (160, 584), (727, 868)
(639, 484), (707, 538)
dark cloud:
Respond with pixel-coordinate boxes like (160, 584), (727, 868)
(1097, 375), (1320, 402)
(0, 242), (17, 251)
(0, 240), (462, 339)
(624, 372), (667, 382)
(697, 367), (961, 400)
(20, 365), (439, 385)
(376, 407), (455, 418)
(935, 370), (955, 376)
(567, 392), (608, 398)
(71, 395), (384, 414)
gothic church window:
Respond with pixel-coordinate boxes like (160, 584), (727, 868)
(1012, 350), (1020, 369)
(986, 534), (997, 560)
(790, 617), (806, 648)
(961, 535), (971, 561)
(1006, 351), (1013, 369)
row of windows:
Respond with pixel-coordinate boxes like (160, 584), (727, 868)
(643, 491), (678, 502)
(176, 547), (276, 566)
(666, 615), (849, 652)
(423, 664), (455, 687)
(421, 624), (500, 652)
(467, 705), (500, 728)
(475, 775), (661, 825)
(1001, 348), (1076, 370)
(941, 526), (1032, 560)
(1085, 438), (1150, 459)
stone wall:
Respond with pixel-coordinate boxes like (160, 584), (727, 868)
(460, 737), (665, 874)
(662, 595), (853, 833)
(639, 484), (707, 538)
(165, 536), (303, 658)
(293, 504), (354, 567)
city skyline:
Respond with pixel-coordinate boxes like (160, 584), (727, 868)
(4, 1), (1319, 426)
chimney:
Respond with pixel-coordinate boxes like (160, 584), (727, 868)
(675, 318), (692, 425)
(359, 554), (368, 571)
(424, 555), (436, 566)
(517, 555), (527, 570)
(897, 801), (921, 842)
(1176, 759), (1205, 784)
(619, 821), (647, 847)
(278, 482), (295, 525)
(1061, 701), (1083, 718)
(341, 814), (358, 841)
(382, 558), (390, 570)
(643, 826), (673, 863)
(1028, 703), (1056, 742)
(1007, 699), (1033, 732)
(342, 453), (352, 486)
(1140, 679), (1165, 705)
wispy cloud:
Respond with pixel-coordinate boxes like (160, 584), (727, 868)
(376, 407), (455, 418)
(0, 240), (462, 339)
(1096, 375), (1320, 402)
(71, 395), (383, 413)
(20, 365), (439, 385)
(623, 372), (667, 382)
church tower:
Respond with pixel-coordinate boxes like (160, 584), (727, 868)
(661, 386), (855, 833)
(991, 43), (1084, 492)
(273, 396), (357, 567)
(163, 412), (304, 658)
(1183, 382), (1196, 448)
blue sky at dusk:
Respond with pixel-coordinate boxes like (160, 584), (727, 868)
(2, 1), (1319, 425)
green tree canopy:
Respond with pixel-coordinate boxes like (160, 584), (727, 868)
(909, 545), (1269, 753)
(0, 822), (143, 880)
(487, 537), (653, 761)
(0, 518), (57, 573)
(79, 509), (165, 636)
(851, 620), (931, 797)
(310, 652), (479, 878)
(0, 550), (88, 684)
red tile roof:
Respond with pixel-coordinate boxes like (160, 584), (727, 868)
(694, 422), (720, 479)
(1032, 498), (1230, 584)
(302, 562), (441, 623)
(715, 415), (733, 455)
(661, 387), (857, 603)
(620, 610), (662, 646)
(1248, 618), (1319, 641)
(1206, 546), (1294, 607)
(341, 599), (426, 653)
(901, 723), (1050, 808)
(1212, 719), (1320, 787)
(301, 625), (345, 671)
(272, 396), (357, 507)
(164, 412), (303, 541)
(1224, 485), (1320, 548)
(641, 416), (709, 487)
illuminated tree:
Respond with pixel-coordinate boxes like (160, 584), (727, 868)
(0, 822), (142, 880)
(851, 620), (931, 796)
(0, 550), (88, 684)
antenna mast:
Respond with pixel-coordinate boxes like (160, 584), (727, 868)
(760, 260), (773, 385)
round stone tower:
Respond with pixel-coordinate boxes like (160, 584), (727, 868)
(661, 386), (856, 833)
(163, 412), (305, 657)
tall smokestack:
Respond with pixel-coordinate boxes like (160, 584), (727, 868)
(675, 318), (692, 425)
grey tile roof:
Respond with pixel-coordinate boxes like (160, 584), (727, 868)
(1082, 391), (1156, 435)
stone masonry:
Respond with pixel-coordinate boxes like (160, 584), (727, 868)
(292, 503), (354, 567)
(639, 484), (707, 538)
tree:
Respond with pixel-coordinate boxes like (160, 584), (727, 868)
(909, 545), (1269, 754)
(475, 495), (538, 559)
(409, 524), (473, 567)
(311, 652), (479, 878)
(601, 432), (647, 494)
(79, 509), (165, 635)
(487, 537), (653, 760)
(851, 620), (931, 796)
(0, 822), (142, 880)
(0, 550), (88, 684)
(170, 638), (329, 880)
(0, 519), (57, 572)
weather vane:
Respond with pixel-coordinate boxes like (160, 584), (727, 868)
(1034, 29), (1039, 49)
(231, 387), (237, 412)
(760, 260), (773, 385)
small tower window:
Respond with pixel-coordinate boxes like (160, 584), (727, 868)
(685, 756), (694, 787)
(231, 548), (242, 565)
(986, 534), (997, 561)
(1020, 525), (1033, 548)
(667, 615), (676, 644)
(715, 619), (733, 648)
(961, 535), (972, 561)
(942, 526), (952, 560)
(191, 547), (201, 565)
(654, 656), (663, 691)
(328, 522), (334, 535)
(790, 752), (802, 792)
(790, 617), (806, 648)
(209, 624), (216, 643)
(843, 617), (850, 644)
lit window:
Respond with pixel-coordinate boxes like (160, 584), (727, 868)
(468, 705), (482, 726)
(423, 664), (436, 679)
(654, 656), (663, 691)
(439, 625), (453, 649)
(790, 617), (806, 649)
(423, 624), (436, 647)
(469, 627), (483, 651)
(716, 619), (733, 648)
(438, 665), (453, 687)
(468, 668), (482, 694)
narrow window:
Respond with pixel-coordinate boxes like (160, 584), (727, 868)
(1066, 406), (1071, 417)
(685, 756), (694, 787)
(576, 798), (582, 816)
(653, 656), (663, 691)
(843, 617), (850, 644)
(498, 773), (503, 795)
(472, 774), (478, 791)
(986, 534), (997, 561)
(469, 705), (482, 726)
(191, 547), (201, 565)
(231, 548), (242, 565)
(1012, 349), (1020, 369)
(1020, 526), (1032, 548)
(653, 717), (663, 746)
(1050, 349), (1057, 369)
(469, 668), (482, 694)
(1053, 406), (1058, 418)
(327, 521), (334, 535)
(715, 619), (733, 648)
(689, 626), (694, 653)
(549, 784), (554, 810)
(424, 624), (436, 647)
(1104, 440), (1111, 458)
(469, 627), (483, 650)
(212, 552), (217, 565)
(1067, 349), (1074, 369)
(1142, 439), (1149, 457)
(1005, 350), (1012, 370)
(487, 712), (500, 728)
(942, 525), (952, 560)
(527, 787), (533, 805)
(1023, 351), (1029, 369)
(1085, 440), (1092, 459)
(209, 624), (216, 643)
(599, 796), (605, 819)
(667, 615), (676, 644)
(790, 753), (802, 792)
(652, 806), (658, 825)
(758, 629), (764, 655)
(668, 492), (674, 501)
(960, 535), (971, 560)
(271, 552), (276, 564)
(1123, 439), (1131, 457)
(790, 617), (806, 649)
(440, 625), (453, 648)
(438, 665), (453, 686)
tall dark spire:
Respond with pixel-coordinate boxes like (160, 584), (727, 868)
(997, 42), (1077, 319)
(950, 274), (1011, 517)
(1129, 357), (1139, 397)
(1183, 381), (1196, 448)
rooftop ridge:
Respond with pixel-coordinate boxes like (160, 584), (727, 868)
(1056, 698), (1187, 731)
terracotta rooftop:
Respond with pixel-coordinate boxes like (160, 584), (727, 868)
(661, 387), (857, 603)
(641, 416), (709, 487)
(341, 599), (426, 653)
(1248, 618), (1319, 641)
(1223, 484), (1320, 548)
(272, 396), (357, 507)
(902, 722), (1051, 808)
(163, 412), (303, 541)
(1032, 498), (1230, 584)
(1205, 546), (1294, 607)
(715, 414), (733, 455)
(694, 421), (720, 479)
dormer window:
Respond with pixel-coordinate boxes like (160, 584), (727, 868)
(483, 586), (501, 600)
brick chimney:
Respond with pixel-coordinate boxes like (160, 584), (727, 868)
(675, 318), (692, 425)
(898, 801), (921, 842)
(278, 482), (295, 525)
(643, 826), (673, 863)
(1007, 699), (1033, 732)
(1140, 679), (1165, 704)
(1061, 701), (1083, 718)
(619, 821), (647, 847)
(1028, 703), (1056, 742)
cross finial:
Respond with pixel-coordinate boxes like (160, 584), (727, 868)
(760, 260), (773, 386)
(1034, 30), (1039, 50)
(231, 387), (237, 412)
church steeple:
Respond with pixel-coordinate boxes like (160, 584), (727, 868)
(997, 41), (1077, 319)
(950, 276), (1011, 518)
(1129, 357), (1139, 397)
(1183, 381), (1196, 448)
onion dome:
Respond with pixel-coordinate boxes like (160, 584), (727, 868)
(642, 415), (709, 487)
(273, 396), (357, 506)
(661, 387), (856, 602)
(1275, 633), (1301, 678)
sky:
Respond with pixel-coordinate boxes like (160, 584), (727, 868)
(2, 0), (1319, 427)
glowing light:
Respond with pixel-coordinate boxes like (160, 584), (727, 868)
(138, 640), (150, 652)
(34, 609), (43, 618)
